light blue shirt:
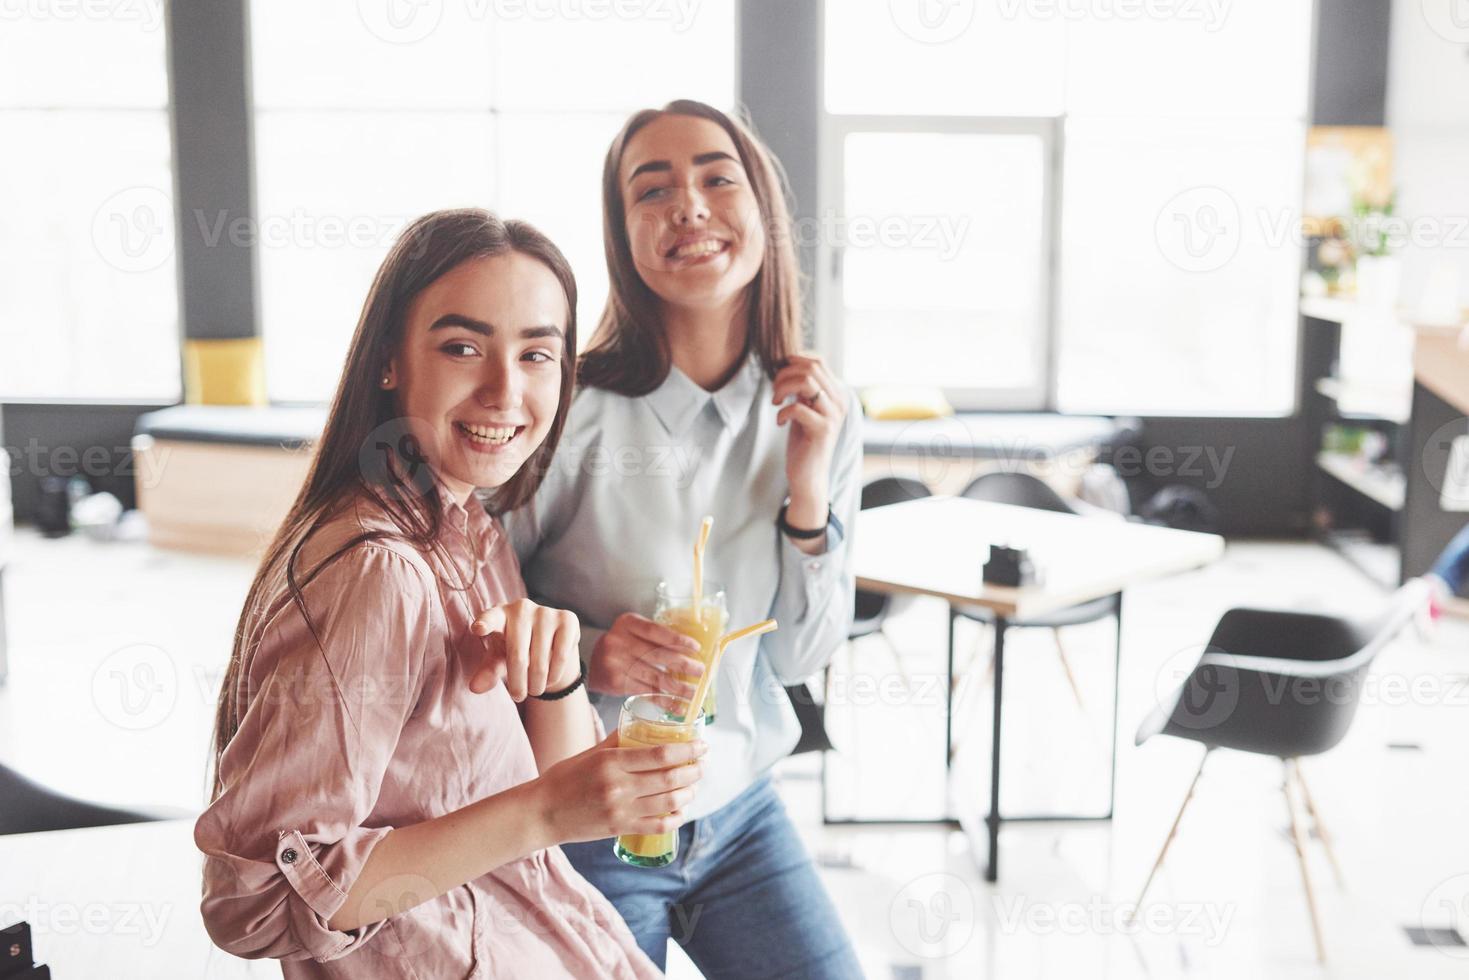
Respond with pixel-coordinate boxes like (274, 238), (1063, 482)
(501, 354), (862, 817)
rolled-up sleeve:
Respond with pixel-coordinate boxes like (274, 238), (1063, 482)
(195, 545), (434, 963)
(765, 390), (863, 683)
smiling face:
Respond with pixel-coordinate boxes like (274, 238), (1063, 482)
(385, 252), (568, 504)
(620, 113), (767, 313)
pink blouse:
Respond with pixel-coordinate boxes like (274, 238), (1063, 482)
(195, 490), (660, 979)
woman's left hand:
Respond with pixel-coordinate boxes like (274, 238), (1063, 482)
(468, 599), (581, 702)
(772, 353), (847, 520)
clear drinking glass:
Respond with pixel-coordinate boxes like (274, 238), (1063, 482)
(654, 580), (729, 724)
(613, 693), (705, 868)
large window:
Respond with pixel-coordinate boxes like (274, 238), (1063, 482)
(823, 0), (1315, 417)
(832, 121), (1054, 407)
(251, 0), (737, 403)
(0, 9), (179, 400)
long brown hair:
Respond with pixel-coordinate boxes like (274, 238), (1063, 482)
(209, 208), (577, 796)
(578, 99), (803, 395)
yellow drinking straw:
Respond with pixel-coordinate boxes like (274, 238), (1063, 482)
(692, 515), (714, 610)
(688, 618), (778, 722)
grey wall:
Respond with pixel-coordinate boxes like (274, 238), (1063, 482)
(6, 0), (1396, 540)
(738, 1), (1391, 537)
(1403, 384), (1469, 579)
(1124, 1), (1391, 536)
(1312, 0), (1391, 126)
(2, 0), (259, 525)
(3, 404), (167, 521)
(739, 0), (821, 339)
(167, 0), (259, 341)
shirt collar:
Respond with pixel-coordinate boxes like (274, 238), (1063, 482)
(647, 354), (761, 437)
(710, 354), (762, 429)
(437, 480), (473, 534)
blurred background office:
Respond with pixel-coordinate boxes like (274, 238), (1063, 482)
(2, 1), (1468, 977)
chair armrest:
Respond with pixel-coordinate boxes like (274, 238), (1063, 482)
(1195, 648), (1370, 681)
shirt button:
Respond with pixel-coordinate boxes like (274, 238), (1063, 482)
(810, 561), (822, 572)
(281, 848), (299, 865)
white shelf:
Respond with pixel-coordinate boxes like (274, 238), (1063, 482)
(1316, 451), (1406, 512)
(1300, 296), (1369, 324)
(1313, 377), (1411, 424)
(1301, 295), (1469, 332)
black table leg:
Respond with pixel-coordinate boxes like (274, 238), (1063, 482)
(985, 615), (1007, 883)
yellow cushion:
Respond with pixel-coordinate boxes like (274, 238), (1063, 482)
(183, 337), (267, 406)
(860, 385), (955, 421)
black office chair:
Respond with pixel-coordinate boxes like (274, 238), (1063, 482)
(791, 477), (934, 758)
(849, 476), (932, 668)
(813, 477), (932, 810)
(1132, 581), (1427, 963)
(0, 761), (181, 836)
(952, 472), (1120, 724)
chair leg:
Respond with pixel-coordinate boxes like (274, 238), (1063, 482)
(875, 627), (912, 694)
(1283, 759), (1328, 964)
(943, 620), (989, 764)
(946, 624), (997, 765)
(947, 658), (984, 765)
(963, 622), (993, 692)
(1131, 749), (1210, 918)
(1051, 627), (1086, 712)
(1292, 761), (1345, 890)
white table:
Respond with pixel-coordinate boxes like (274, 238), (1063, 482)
(847, 496), (1225, 881)
(0, 819), (269, 978)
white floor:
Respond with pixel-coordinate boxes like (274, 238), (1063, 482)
(2, 529), (1467, 979)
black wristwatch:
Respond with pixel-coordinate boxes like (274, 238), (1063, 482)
(778, 502), (830, 540)
(530, 663), (586, 701)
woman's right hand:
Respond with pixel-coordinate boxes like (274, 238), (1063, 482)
(589, 613), (705, 698)
(533, 732), (707, 844)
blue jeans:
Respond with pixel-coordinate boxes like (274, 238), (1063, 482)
(1431, 523), (1469, 596)
(563, 776), (862, 979)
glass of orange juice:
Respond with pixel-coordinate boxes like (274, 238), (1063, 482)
(654, 581), (729, 724)
(614, 693), (704, 868)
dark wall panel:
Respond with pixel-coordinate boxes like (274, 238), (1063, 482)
(1403, 384), (1469, 579)
(167, 0), (259, 341)
(1311, 0), (1391, 126)
(1125, 417), (1314, 537)
(2, 404), (166, 522)
(739, 0), (821, 338)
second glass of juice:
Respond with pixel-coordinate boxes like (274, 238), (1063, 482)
(654, 581), (729, 724)
(614, 693), (705, 868)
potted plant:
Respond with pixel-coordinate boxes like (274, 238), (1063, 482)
(1349, 190), (1400, 308)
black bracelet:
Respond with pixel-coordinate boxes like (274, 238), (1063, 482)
(530, 663), (586, 701)
(778, 502), (830, 540)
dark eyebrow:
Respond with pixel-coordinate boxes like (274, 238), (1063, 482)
(626, 150), (740, 184)
(429, 316), (564, 343)
(428, 314), (492, 336)
(627, 160), (671, 182)
(693, 151), (737, 167)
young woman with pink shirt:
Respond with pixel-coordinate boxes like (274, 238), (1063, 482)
(196, 209), (699, 978)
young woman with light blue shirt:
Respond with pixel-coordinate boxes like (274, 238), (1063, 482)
(501, 100), (863, 977)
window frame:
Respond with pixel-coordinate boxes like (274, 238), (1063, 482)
(817, 112), (1062, 412)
